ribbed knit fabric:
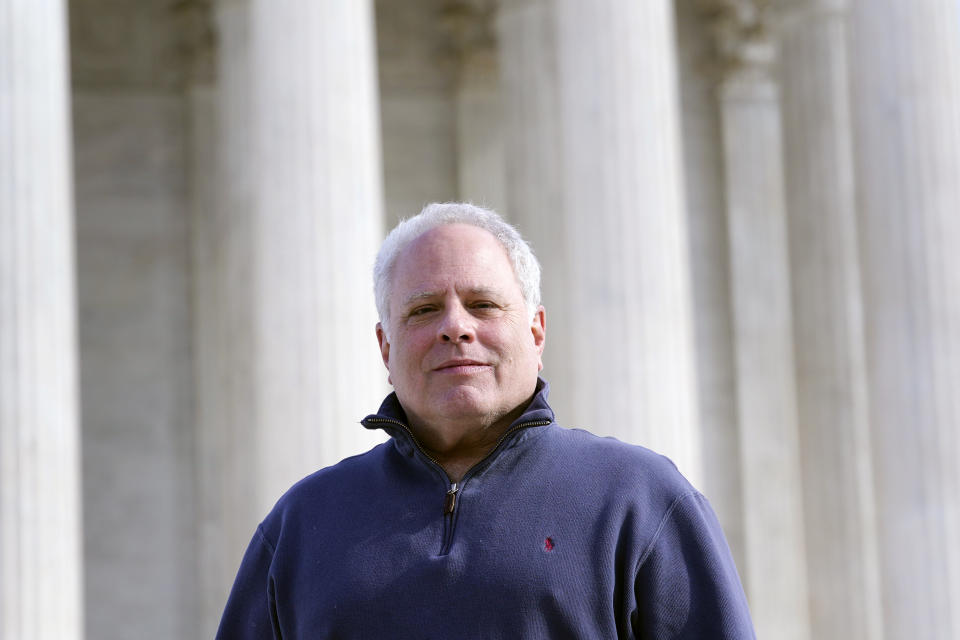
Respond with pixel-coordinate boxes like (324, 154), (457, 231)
(216, 381), (755, 639)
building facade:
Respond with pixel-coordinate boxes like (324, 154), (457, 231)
(2, 0), (960, 638)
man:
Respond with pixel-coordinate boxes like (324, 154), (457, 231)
(217, 202), (755, 639)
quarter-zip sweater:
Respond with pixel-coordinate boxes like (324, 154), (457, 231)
(216, 381), (756, 639)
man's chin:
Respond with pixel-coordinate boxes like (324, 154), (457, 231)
(425, 382), (498, 414)
(434, 387), (488, 411)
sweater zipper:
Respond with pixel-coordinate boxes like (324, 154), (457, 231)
(444, 482), (459, 514)
(438, 418), (551, 555)
(362, 417), (446, 470)
(365, 416), (552, 553)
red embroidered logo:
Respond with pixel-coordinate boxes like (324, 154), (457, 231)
(544, 537), (555, 551)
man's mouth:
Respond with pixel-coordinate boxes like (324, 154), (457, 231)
(433, 359), (489, 372)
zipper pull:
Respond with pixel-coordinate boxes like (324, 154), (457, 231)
(444, 482), (459, 515)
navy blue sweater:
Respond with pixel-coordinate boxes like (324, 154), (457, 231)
(216, 382), (755, 639)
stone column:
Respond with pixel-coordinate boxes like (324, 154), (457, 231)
(675, 0), (745, 570)
(376, 2), (459, 226)
(775, 1), (883, 638)
(442, 1), (507, 212)
(0, 1), (84, 639)
(247, 0), (387, 508)
(196, 1), (387, 634)
(499, 0), (701, 482)
(188, 79), (233, 640)
(495, 0), (574, 424)
(194, 4), (261, 636)
(704, 2), (810, 637)
(455, 48), (506, 212)
(847, 0), (960, 636)
(190, 4), (261, 636)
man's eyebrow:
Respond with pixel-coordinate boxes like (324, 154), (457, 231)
(401, 291), (440, 307)
(401, 286), (504, 307)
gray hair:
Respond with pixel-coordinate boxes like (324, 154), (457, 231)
(374, 202), (542, 335)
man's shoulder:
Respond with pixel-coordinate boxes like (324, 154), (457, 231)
(265, 441), (393, 520)
(539, 424), (696, 501)
(547, 424), (687, 475)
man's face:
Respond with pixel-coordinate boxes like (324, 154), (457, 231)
(377, 224), (545, 432)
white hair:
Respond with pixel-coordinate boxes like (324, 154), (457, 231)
(374, 202), (542, 336)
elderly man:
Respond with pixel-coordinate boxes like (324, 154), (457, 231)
(217, 202), (755, 639)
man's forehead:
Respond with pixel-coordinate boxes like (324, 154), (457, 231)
(393, 225), (514, 277)
(400, 224), (507, 264)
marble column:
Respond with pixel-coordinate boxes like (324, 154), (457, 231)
(376, 2), (459, 226)
(775, 1), (883, 638)
(675, 0), (745, 571)
(847, 0), (960, 636)
(705, 2), (810, 637)
(0, 1), (84, 638)
(193, 5), (261, 636)
(455, 48), (506, 212)
(442, 2), (507, 212)
(495, 0), (574, 425)
(196, 1), (387, 634)
(556, 0), (701, 481)
(247, 0), (387, 507)
(499, 0), (701, 483)
(188, 79), (233, 640)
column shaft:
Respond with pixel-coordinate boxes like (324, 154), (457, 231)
(847, 0), (960, 636)
(717, 54), (811, 640)
(248, 0), (387, 507)
(776, 2), (883, 638)
(0, 1), (83, 638)
(196, 1), (387, 633)
(496, 0), (575, 423)
(456, 48), (507, 214)
(675, 0), (745, 570)
(194, 5), (261, 636)
(504, 0), (701, 480)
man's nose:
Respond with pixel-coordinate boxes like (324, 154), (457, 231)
(438, 304), (475, 343)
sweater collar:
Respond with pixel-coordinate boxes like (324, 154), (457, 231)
(361, 377), (555, 442)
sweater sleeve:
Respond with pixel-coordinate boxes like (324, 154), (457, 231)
(215, 525), (282, 640)
(632, 492), (756, 640)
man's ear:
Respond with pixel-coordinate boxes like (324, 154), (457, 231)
(531, 306), (546, 372)
(376, 323), (390, 366)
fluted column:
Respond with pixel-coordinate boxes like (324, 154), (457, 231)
(176, 4), (237, 637)
(194, 4), (261, 636)
(705, 2), (810, 637)
(558, 0), (700, 481)
(775, 1), (883, 638)
(499, 0), (701, 481)
(847, 0), (960, 636)
(0, 1), (83, 639)
(443, 2), (507, 212)
(248, 0), (387, 506)
(188, 79), (235, 640)
(495, 0), (574, 424)
(195, 1), (387, 634)
(456, 47), (505, 211)
(675, 0), (745, 570)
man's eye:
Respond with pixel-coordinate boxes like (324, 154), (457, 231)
(472, 301), (497, 310)
(409, 306), (435, 317)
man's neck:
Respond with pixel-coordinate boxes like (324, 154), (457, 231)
(431, 454), (483, 485)
(409, 409), (525, 483)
